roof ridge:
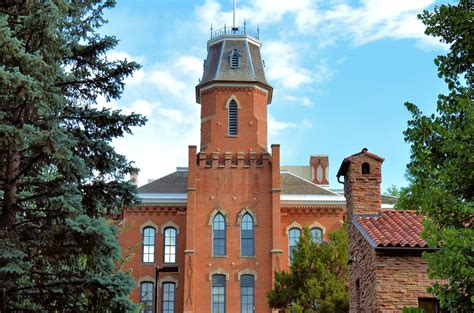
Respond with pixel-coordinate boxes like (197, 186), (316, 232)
(283, 171), (341, 196)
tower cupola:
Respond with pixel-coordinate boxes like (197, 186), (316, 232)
(196, 24), (273, 153)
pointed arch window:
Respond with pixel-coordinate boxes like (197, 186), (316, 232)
(241, 213), (254, 257)
(164, 227), (177, 263)
(229, 49), (240, 68)
(228, 99), (238, 136)
(213, 213), (226, 256)
(311, 227), (323, 244)
(288, 228), (301, 264)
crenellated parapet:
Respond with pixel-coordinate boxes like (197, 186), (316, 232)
(195, 151), (271, 168)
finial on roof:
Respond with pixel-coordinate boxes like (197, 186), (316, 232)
(233, 0), (236, 28)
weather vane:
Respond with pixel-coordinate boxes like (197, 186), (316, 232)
(233, 0), (236, 29)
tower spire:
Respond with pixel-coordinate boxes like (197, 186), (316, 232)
(233, 0), (236, 28)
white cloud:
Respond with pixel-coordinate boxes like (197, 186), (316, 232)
(194, 0), (444, 49)
(263, 41), (313, 89)
(283, 95), (313, 107)
(268, 115), (297, 136)
(320, 0), (444, 48)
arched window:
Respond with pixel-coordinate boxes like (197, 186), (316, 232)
(162, 282), (176, 313)
(241, 213), (254, 257)
(311, 227), (323, 244)
(213, 213), (226, 256)
(240, 275), (255, 313)
(288, 228), (301, 264)
(142, 227), (156, 263)
(212, 274), (226, 313)
(140, 281), (154, 313)
(362, 162), (370, 174)
(164, 227), (177, 263)
(228, 99), (238, 136)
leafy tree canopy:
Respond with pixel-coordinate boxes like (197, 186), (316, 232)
(0, 1), (146, 311)
(268, 225), (349, 313)
(398, 0), (473, 311)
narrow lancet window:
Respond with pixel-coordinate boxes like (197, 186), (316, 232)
(213, 213), (226, 256)
(228, 99), (238, 135)
(241, 213), (254, 256)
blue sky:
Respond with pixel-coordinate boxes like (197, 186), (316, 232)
(99, 0), (448, 191)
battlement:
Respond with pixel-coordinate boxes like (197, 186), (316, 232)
(196, 151), (271, 169)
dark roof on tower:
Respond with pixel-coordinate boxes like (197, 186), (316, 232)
(196, 29), (272, 104)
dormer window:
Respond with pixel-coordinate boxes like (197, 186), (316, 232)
(229, 49), (240, 68)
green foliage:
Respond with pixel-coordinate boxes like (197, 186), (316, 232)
(398, 0), (474, 311)
(268, 225), (349, 313)
(386, 185), (400, 197)
(0, 1), (146, 311)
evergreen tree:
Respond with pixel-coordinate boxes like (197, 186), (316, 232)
(398, 0), (473, 311)
(0, 1), (146, 311)
(268, 226), (349, 313)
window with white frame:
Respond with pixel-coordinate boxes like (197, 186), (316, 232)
(142, 227), (156, 263)
(164, 227), (177, 263)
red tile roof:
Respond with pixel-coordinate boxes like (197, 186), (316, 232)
(353, 210), (428, 248)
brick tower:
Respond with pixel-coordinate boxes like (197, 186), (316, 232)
(183, 25), (279, 312)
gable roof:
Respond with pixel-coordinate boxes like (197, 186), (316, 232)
(139, 169), (340, 197)
(138, 170), (188, 193)
(353, 210), (429, 249)
(280, 172), (337, 196)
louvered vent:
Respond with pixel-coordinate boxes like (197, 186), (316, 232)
(229, 49), (240, 68)
(228, 100), (238, 135)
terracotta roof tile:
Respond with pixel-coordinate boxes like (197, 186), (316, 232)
(354, 210), (427, 248)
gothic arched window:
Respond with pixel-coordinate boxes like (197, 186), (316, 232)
(228, 99), (238, 136)
(213, 213), (226, 256)
(241, 213), (254, 257)
(288, 228), (301, 264)
(311, 227), (323, 244)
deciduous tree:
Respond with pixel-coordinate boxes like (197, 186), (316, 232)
(268, 226), (349, 313)
(398, 0), (473, 311)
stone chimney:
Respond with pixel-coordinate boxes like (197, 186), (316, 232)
(310, 155), (329, 185)
(336, 148), (384, 218)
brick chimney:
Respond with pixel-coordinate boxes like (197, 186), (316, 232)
(336, 148), (384, 218)
(310, 155), (329, 185)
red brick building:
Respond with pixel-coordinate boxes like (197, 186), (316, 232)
(336, 149), (441, 313)
(118, 28), (397, 313)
